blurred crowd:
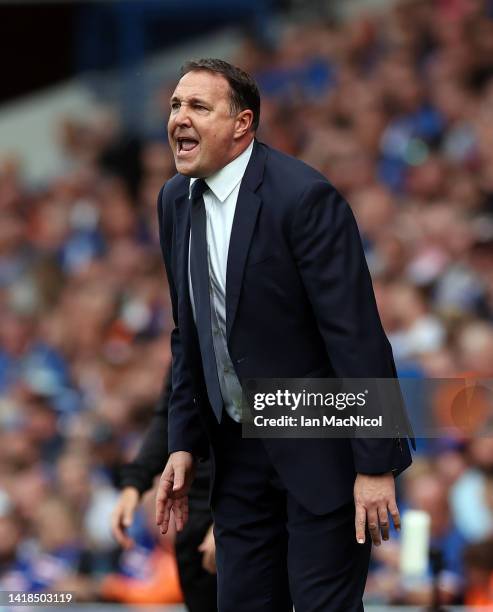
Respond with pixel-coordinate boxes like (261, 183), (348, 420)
(2, 0), (493, 606)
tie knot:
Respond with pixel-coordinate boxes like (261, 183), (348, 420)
(190, 178), (208, 201)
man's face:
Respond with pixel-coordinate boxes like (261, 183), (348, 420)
(167, 70), (240, 177)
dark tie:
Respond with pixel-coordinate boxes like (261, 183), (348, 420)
(189, 179), (223, 421)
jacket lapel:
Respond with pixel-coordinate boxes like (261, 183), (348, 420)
(226, 140), (267, 341)
(174, 192), (197, 355)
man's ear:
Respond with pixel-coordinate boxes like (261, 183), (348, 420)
(234, 110), (254, 139)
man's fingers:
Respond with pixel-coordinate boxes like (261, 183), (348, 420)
(122, 505), (134, 528)
(378, 505), (390, 541)
(156, 452), (194, 534)
(111, 508), (134, 549)
(159, 499), (173, 534)
(155, 490), (165, 526)
(156, 485), (172, 528)
(355, 504), (366, 544)
(172, 466), (186, 493)
(354, 473), (400, 545)
(172, 497), (189, 532)
(389, 500), (401, 532)
(202, 550), (216, 574)
(156, 472), (173, 526)
(111, 513), (125, 546)
(367, 508), (381, 546)
(118, 528), (135, 549)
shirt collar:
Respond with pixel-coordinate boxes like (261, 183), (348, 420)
(189, 139), (254, 202)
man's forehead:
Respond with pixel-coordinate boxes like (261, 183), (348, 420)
(172, 70), (230, 98)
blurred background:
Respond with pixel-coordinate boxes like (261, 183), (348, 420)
(2, 0), (493, 608)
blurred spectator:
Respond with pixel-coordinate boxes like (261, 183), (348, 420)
(386, 282), (446, 361)
(100, 492), (182, 605)
(450, 435), (493, 542)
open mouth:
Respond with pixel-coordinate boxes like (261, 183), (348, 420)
(176, 137), (199, 156)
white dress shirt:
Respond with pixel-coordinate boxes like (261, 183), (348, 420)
(188, 139), (254, 422)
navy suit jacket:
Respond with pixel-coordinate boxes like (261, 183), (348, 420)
(157, 139), (413, 514)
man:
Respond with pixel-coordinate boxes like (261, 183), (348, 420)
(111, 373), (217, 612)
(155, 58), (414, 611)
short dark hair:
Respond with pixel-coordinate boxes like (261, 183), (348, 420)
(181, 58), (260, 131)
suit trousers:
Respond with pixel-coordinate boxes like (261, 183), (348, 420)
(210, 412), (372, 612)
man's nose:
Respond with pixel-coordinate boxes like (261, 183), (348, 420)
(173, 104), (192, 127)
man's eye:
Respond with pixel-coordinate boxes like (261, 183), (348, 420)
(171, 103), (180, 110)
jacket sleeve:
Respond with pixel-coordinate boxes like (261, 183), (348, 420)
(289, 180), (414, 475)
(157, 184), (209, 458)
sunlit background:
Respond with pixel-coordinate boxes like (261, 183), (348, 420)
(1, 0), (493, 608)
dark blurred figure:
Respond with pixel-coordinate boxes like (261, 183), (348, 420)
(112, 372), (216, 612)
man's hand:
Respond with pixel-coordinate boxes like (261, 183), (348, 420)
(198, 523), (216, 574)
(111, 487), (140, 549)
(156, 451), (195, 534)
(354, 472), (400, 546)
